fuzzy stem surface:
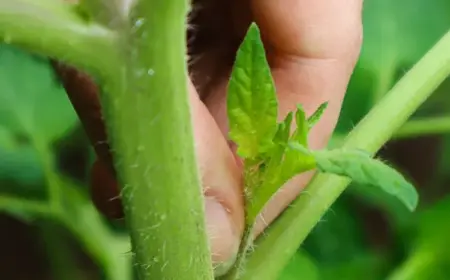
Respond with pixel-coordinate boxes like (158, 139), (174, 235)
(98, 0), (214, 279)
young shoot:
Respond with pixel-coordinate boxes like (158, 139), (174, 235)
(223, 22), (419, 279)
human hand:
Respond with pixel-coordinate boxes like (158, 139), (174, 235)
(55, 0), (363, 269)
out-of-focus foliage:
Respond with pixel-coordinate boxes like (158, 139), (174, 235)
(0, 44), (131, 279)
(279, 250), (319, 280)
(0, 0), (449, 279)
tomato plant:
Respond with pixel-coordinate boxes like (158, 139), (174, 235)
(0, 0), (449, 280)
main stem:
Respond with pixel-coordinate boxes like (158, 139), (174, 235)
(239, 29), (450, 280)
(2, 0), (213, 279)
(98, 1), (214, 279)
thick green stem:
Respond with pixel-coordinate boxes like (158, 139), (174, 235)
(96, 1), (214, 279)
(1, 0), (213, 278)
(0, 0), (118, 76)
(239, 29), (450, 280)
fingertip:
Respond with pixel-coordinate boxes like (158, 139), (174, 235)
(90, 159), (124, 219)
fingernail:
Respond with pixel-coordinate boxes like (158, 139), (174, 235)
(204, 197), (240, 276)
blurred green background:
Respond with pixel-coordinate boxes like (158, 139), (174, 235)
(1, 0), (450, 279)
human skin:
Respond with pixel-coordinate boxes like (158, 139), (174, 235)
(55, 0), (363, 268)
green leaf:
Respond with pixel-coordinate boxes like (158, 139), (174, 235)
(273, 112), (293, 146)
(257, 112), (294, 188)
(278, 146), (315, 185)
(291, 105), (308, 146)
(245, 113), (297, 221)
(246, 107), (320, 220)
(309, 148), (419, 211)
(227, 23), (278, 159)
(0, 44), (78, 144)
(267, 112), (293, 167)
(226, 24), (332, 222)
(308, 102), (328, 128)
(277, 106), (316, 183)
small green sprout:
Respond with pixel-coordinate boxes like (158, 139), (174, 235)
(224, 22), (418, 278)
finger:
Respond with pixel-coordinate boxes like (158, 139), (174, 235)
(203, 0), (363, 235)
(251, 0), (363, 234)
